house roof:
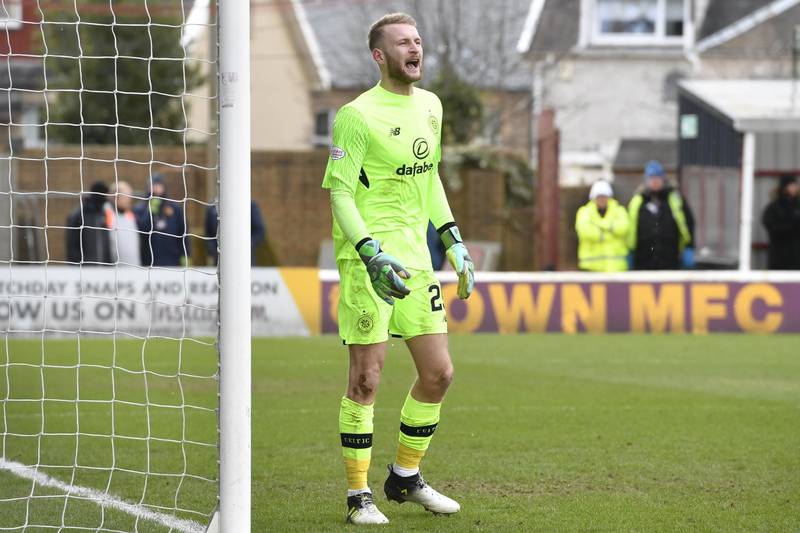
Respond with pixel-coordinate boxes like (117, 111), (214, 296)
(613, 138), (677, 171)
(518, 0), (799, 56)
(296, 0), (532, 91)
(679, 79), (800, 133)
(696, 0), (800, 52)
(516, 0), (579, 55)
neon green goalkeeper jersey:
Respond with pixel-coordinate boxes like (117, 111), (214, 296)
(322, 84), (453, 270)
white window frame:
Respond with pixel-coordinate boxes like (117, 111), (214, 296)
(588, 0), (686, 47)
(0, 0), (22, 30)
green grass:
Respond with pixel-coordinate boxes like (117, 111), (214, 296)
(2, 335), (800, 532)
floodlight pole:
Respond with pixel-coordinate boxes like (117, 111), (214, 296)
(738, 132), (755, 272)
(218, 0), (251, 531)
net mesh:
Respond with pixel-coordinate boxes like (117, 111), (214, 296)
(1, 1), (219, 531)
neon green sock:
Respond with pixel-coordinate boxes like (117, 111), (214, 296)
(395, 393), (441, 471)
(339, 396), (373, 490)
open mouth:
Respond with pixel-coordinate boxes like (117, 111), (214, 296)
(405, 59), (420, 70)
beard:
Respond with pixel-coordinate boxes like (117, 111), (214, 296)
(385, 51), (423, 84)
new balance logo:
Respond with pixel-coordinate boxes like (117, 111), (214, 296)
(389, 127), (401, 136)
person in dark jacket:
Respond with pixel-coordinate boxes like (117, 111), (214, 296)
(762, 175), (800, 270)
(627, 160), (695, 270)
(65, 181), (113, 264)
(204, 200), (266, 265)
(134, 174), (190, 267)
(426, 221), (446, 270)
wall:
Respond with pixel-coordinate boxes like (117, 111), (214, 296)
(539, 55), (689, 162)
(251, 150), (331, 266)
(0, 0), (35, 55)
(11, 145), (210, 263)
(250, 0), (315, 150)
(10, 146), (538, 270)
(254, 150), (537, 270)
(698, 4), (800, 79)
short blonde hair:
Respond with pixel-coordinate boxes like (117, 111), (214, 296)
(368, 12), (417, 51)
(111, 180), (132, 195)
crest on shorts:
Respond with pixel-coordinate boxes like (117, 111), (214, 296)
(357, 313), (374, 333)
(330, 145), (346, 160)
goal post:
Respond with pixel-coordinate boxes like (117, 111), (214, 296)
(217, 0), (252, 530)
(0, 0), (250, 531)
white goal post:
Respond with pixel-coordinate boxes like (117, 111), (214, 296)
(0, 0), (251, 531)
(217, 0), (252, 530)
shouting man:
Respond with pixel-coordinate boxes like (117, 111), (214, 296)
(321, 12), (474, 526)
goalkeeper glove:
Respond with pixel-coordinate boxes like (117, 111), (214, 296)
(149, 197), (162, 215)
(357, 238), (411, 305)
(440, 224), (474, 299)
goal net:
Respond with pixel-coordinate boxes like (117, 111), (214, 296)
(0, 1), (229, 531)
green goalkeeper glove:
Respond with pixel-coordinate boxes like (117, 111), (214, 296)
(440, 224), (474, 299)
(357, 238), (411, 305)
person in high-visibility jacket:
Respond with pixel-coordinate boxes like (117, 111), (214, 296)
(575, 180), (630, 272)
(627, 160), (695, 270)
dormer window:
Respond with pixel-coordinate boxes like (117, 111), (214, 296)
(591, 0), (685, 46)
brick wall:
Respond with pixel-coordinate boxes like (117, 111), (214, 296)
(252, 150), (331, 266)
(11, 146), (538, 270)
(12, 145), (210, 263)
(559, 187), (588, 271)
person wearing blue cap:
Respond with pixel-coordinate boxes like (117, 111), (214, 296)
(627, 160), (695, 270)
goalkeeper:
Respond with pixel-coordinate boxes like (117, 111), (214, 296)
(322, 12), (474, 526)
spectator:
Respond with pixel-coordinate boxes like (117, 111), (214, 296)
(627, 160), (695, 270)
(65, 181), (112, 264)
(134, 174), (190, 267)
(204, 200), (266, 266)
(426, 221), (446, 270)
(575, 180), (629, 272)
(762, 174), (800, 270)
(104, 180), (141, 266)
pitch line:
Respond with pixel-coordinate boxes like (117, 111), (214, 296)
(0, 458), (205, 533)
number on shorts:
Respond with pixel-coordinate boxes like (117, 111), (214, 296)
(428, 284), (443, 312)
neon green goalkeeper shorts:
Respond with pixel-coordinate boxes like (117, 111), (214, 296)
(336, 259), (448, 345)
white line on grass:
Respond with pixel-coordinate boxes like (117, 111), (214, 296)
(0, 458), (205, 533)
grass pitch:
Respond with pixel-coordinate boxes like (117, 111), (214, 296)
(2, 334), (799, 532)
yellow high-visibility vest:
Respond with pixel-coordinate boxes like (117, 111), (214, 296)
(575, 198), (630, 272)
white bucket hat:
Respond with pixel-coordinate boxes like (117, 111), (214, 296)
(589, 180), (613, 200)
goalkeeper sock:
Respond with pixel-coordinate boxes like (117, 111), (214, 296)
(339, 396), (374, 491)
(393, 393), (441, 476)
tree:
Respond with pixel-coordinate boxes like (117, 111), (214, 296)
(428, 65), (483, 145)
(40, 1), (201, 145)
(326, 0), (531, 145)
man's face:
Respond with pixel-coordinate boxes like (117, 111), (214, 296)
(594, 196), (609, 210)
(378, 24), (423, 84)
(152, 182), (165, 198)
(787, 181), (799, 198)
(647, 176), (665, 192)
(116, 183), (133, 211)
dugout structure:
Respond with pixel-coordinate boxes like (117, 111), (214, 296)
(678, 79), (800, 271)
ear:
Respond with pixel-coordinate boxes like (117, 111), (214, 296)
(372, 48), (384, 64)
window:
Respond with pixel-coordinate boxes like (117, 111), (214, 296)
(311, 109), (333, 146)
(591, 0), (684, 46)
(0, 0), (22, 30)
